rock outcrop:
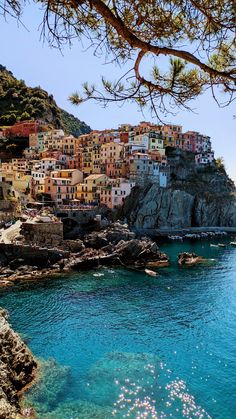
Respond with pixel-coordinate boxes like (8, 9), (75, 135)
(178, 252), (203, 266)
(0, 223), (169, 284)
(67, 223), (169, 271)
(121, 149), (236, 229)
(0, 308), (37, 418)
(84, 222), (136, 248)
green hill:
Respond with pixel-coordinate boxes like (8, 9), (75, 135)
(0, 64), (91, 136)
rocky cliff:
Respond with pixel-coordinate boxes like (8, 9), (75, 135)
(122, 149), (236, 229)
(0, 308), (37, 418)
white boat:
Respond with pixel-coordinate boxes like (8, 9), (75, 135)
(145, 269), (158, 277)
(218, 243), (226, 247)
(210, 244), (218, 248)
(230, 242), (236, 246)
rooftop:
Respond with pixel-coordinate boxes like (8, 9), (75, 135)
(85, 174), (106, 180)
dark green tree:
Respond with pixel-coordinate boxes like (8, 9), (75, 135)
(1, 0), (235, 118)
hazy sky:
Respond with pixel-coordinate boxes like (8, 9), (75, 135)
(1, 6), (235, 182)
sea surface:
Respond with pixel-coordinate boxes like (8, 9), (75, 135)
(0, 238), (236, 418)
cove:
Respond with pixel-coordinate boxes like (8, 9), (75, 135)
(0, 239), (235, 418)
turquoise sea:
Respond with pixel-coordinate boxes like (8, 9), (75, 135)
(0, 239), (236, 418)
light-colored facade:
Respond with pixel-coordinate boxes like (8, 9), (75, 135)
(50, 169), (83, 205)
(100, 178), (135, 209)
(76, 174), (108, 204)
(195, 152), (214, 165)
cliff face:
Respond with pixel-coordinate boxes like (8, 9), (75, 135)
(122, 149), (236, 229)
(0, 308), (37, 418)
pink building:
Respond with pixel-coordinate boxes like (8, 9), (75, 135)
(100, 178), (135, 209)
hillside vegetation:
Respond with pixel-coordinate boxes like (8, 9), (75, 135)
(0, 65), (91, 136)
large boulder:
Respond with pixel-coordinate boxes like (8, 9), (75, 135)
(178, 252), (203, 266)
(84, 222), (136, 249)
(114, 239), (169, 267)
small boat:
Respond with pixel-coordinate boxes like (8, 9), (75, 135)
(218, 243), (226, 247)
(210, 244), (218, 248)
(145, 269), (158, 277)
(93, 273), (104, 277)
(230, 242), (236, 246)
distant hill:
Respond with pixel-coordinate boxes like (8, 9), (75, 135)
(0, 65), (91, 136)
(61, 109), (91, 138)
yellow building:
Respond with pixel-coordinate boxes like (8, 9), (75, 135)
(61, 136), (77, 155)
(92, 145), (101, 174)
(81, 146), (93, 175)
(163, 136), (175, 148)
(100, 142), (124, 165)
(76, 174), (107, 204)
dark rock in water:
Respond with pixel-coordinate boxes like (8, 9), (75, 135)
(114, 239), (169, 268)
(99, 253), (122, 266)
(70, 255), (100, 270)
(178, 252), (203, 266)
(0, 308), (37, 417)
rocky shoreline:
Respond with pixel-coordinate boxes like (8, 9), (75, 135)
(0, 308), (37, 418)
(0, 222), (169, 285)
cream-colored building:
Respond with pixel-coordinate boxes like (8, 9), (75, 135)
(76, 174), (108, 204)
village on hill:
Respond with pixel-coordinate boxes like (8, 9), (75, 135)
(0, 119), (214, 212)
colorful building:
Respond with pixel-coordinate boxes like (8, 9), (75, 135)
(76, 174), (108, 204)
(50, 169), (83, 205)
(100, 178), (135, 209)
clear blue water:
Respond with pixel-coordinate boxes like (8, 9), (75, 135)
(0, 239), (236, 418)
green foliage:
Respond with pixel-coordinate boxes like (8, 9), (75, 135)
(0, 65), (91, 136)
(0, 113), (16, 124)
(215, 157), (226, 173)
(61, 109), (91, 137)
(20, 111), (31, 120)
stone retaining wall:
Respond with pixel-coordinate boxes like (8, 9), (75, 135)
(0, 243), (69, 266)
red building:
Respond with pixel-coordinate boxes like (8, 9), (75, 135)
(119, 131), (129, 143)
(3, 120), (44, 138)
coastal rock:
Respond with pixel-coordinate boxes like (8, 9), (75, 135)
(178, 252), (203, 266)
(123, 186), (236, 229)
(121, 150), (236, 229)
(0, 308), (37, 418)
(84, 222), (136, 249)
(67, 237), (168, 271)
(114, 239), (169, 267)
(9, 258), (26, 270)
(62, 239), (85, 253)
